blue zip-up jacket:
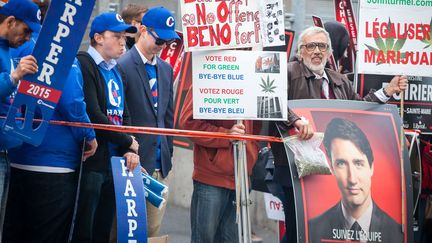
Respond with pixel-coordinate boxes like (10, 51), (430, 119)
(0, 38), (15, 100)
(0, 37), (22, 150)
(8, 59), (96, 170)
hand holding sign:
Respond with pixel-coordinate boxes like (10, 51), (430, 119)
(11, 55), (38, 85)
(111, 156), (148, 242)
(384, 75), (408, 97)
(123, 151), (140, 171)
(3, 0), (96, 146)
(229, 123), (246, 135)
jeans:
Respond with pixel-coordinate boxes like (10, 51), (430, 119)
(190, 180), (238, 243)
(72, 169), (116, 243)
(2, 167), (77, 243)
(0, 152), (8, 241)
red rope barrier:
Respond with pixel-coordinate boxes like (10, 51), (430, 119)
(0, 116), (283, 143)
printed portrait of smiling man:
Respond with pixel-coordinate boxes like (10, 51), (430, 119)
(308, 118), (403, 243)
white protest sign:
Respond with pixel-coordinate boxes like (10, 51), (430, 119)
(259, 0), (286, 47)
(192, 50), (287, 120)
(357, 0), (432, 77)
(180, 0), (261, 51)
(264, 193), (285, 221)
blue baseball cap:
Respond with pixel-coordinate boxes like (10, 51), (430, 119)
(0, 0), (41, 32)
(90, 12), (137, 38)
(141, 6), (179, 40)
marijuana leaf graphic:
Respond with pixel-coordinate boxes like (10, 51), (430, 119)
(263, 58), (273, 66)
(260, 75), (276, 93)
(420, 17), (432, 49)
(365, 18), (407, 64)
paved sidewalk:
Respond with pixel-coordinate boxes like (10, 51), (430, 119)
(160, 204), (278, 243)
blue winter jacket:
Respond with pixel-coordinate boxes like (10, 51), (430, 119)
(8, 59), (96, 170)
(0, 38), (15, 100)
(0, 37), (22, 150)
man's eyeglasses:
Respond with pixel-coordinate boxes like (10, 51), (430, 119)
(301, 42), (329, 52)
(148, 30), (175, 46)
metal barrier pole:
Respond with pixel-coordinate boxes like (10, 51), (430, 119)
(233, 140), (243, 241)
(239, 139), (252, 242)
(234, 120), (252, 243)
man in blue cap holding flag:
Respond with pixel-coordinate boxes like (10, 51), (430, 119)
(1, 1), (101, 243)
(72, 12), (141, 243)
(117, 6), (180, 237)
(0, 0), (40, 238)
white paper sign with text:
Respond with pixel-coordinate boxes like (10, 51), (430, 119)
(192, 50), (287, 120)
(357, 0), (432, 77)
(264, 193), (285, 221)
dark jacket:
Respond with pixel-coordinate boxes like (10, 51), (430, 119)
(308, 202), (403, 243)
(117, 46), (174, 178)
(270, 60), (382, 186)
(324, 21), (352, 73)
(324, 21), (350, 62)
(77, 51), (132, 171)
(286, 60), (380, 102)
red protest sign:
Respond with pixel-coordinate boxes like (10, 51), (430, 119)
(180, 0), (261, 51)
(334, 0), (356, 72)
(159, 31), (184, 82)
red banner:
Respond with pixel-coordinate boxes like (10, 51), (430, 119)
(159, 31), (184, 82)
(343, 0), (358, 54)
(334, 0), (356, 72)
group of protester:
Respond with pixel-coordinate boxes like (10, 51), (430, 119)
(1, 1), (176, 242)
(0, 0), (409, 243)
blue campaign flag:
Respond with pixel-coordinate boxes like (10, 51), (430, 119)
(2, 0), (95, 146)
(144, 185), (166, 209)
(111, 156), (148, 243)
(142, 172), (168, 196)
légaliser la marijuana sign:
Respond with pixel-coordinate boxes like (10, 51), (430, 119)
(357, 0), (432, 77)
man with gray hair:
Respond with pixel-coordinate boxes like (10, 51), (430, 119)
(269, 26), (408, 243)
(290, 26), (406, 102)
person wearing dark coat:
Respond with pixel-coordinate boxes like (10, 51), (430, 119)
(270, 26), (408, 243)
